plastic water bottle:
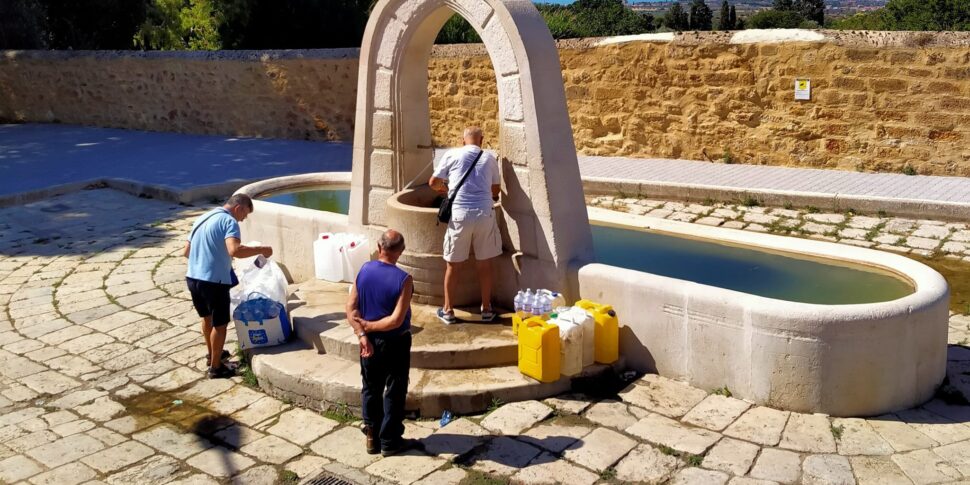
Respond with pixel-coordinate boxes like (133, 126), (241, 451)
(541, 295), (553, 319)
(531, 294), (542, 317)
(513, 291), (524, 315)
(523, 289), (534, 314)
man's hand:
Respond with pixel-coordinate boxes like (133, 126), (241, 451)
(260, 246), (273, 258)
(359, 335), (373, 358)
(428, 176), (448, 194)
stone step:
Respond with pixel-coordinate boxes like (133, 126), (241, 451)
(250, 342), (573, 417)
(288, 279), (519, 369)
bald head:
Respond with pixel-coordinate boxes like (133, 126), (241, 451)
(463, 126), (483, 147)
(378, 229), (405, 255)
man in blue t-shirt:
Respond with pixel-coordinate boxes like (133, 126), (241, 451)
(346, 229), (414, 456)
(428, 126), (502, 324)
(184, 194), (272, 379)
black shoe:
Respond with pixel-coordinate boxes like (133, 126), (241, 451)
(381, 438), (418, 457)
(437, 308), (457, 325)
(206, 366), (235, 379)
(363, 426), (380, 455)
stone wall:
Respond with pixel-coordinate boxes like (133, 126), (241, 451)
(2, 30), (969, 175)
(0, 50), (359, 141)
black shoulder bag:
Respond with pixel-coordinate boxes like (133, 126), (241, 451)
(437, 149), (484, 225)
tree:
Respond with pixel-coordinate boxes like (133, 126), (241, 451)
(773, 0), (795, 10)
(664, 2), (691, 30)
(718, 0), (733, 29)
(729, 5), (738, 28)
(797, 0), (825, 24)
(831, 0), (970, 30)
(689, 0), (714, 30)
(0, 0), (47, 49)
(746, 8), (806, 27)
(134, 0), (222, 50)
(571, 0), (655, 37)
(435, 15), (481, 44)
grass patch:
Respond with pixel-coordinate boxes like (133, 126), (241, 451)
(484, 397), (504, 416)
(599, 467), (617, 481)
(877, 210), (888, 218)
(234, 345), (259, 388)
(280, 470), (299, 484)
(806, 205), (820, 214)
(902, 164), (918, 176)
(739, 195), (760, 207)
(864, 222), (887, 242)
(831, 424), (845, 441)
(459, 469), (509, 485)
(722, 148), (735, 164)
(783, 201), (794, 210)
(712, 386), (733, 398)
(323, 402), (358, 424)
(685, 454), (704, 467)
(658, 445), (704, 466)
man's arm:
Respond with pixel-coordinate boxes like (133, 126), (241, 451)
(491, 184), (500, 200)
(183, 242), (190, 258)
(429, 176), (448, 194)
(346, 283), (372, 357)
(360, 276), (413, 332)
(225, 238), (272, 259)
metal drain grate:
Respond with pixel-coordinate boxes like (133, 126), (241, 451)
(305, 473), (357, 485)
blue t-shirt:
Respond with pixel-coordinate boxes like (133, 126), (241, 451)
(186, 208), (241, 285)
(432, 145), (500, 213)
(356, 261), (411, 337)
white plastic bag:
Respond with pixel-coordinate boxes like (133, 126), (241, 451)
(230, 245), (291, 349)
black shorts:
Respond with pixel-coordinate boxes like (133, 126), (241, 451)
(186, 277), (231, 327)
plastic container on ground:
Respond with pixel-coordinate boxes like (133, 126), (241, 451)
(342, 235), (371, 282)
(576, 299), (620, 364)
(556, 306), (596, 367)
(518, 317), (560, 383)
(552, 315), (584, 376)
(539, 289), (566, 309)
(314, 233), (345, 282)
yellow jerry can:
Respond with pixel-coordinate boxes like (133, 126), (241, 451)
(517, 317), (561, 382)
(576, 299), (619, 364)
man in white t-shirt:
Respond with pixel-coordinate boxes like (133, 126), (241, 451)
(428, 126), (502, 324)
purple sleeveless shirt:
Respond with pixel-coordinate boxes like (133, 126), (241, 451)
(356, 261), (411, 337)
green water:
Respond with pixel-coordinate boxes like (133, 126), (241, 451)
(262, 188), (914, 304)
(259, 188), (351, 214)
(591, 224), (913, 304)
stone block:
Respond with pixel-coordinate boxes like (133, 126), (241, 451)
(626, 412), (721, 456)
(239, 435), (302, 464)
(619, 374), (708, 418)
(364, 451), (448, 484)
(582, 399), (641, 431)
(309, 426), (381, 468)
(80, 440), (154, 473)
(724, 406), (790, 446)
(682, 395), (752, 432)
(849, 456), (912, 485)
(670, 468), (729, 485)
(562, 427), (636, 471)
(0, 454), (43, 483)
(891, 449), (961, 484)
(749, 448), (801, 483)
(831, 418), (893, 456)
(779, 413), (836, 453)
(185, 446), (254, 478)
(26, 433), (105, 468)
(469, 436), (541, 476)
(802, 454), (854, 485)
(511, 452), (599, 485)
(702, 437), (760, 475)
(263, 408), (338, 446)
(480, 400), (552, 435)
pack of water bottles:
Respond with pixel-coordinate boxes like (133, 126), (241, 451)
(513, 288), (566, 319)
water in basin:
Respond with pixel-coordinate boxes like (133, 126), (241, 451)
(259, 187), (913, 304)
(259, 188), (350, 214)
(591, 224), (913, 304)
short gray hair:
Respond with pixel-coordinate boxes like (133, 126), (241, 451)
(226, 194), (253, 211)
(463, 126), (483, 140)
(378, 230), (405, 254)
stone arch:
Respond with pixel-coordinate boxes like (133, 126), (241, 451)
(349, 0), (593, 300)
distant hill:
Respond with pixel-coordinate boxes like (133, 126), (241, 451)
(628, 0), (887, 17)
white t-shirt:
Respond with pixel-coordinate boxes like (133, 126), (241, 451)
(432, 145), (500, 212)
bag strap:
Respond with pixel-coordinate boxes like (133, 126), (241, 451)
(189, 208), (229, 243)
(447, 149), (485, 205)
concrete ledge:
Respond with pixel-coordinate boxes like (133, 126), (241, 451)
(582, 176), (970, 223)
(579, 207), (950, 416)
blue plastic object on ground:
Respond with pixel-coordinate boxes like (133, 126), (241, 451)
(440, 410), (454, 427)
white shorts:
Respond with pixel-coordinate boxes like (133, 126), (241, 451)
(443, 209), (502, 263)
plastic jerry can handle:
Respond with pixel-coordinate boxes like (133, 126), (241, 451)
(525, 320), (545, 329)
(607, 309), (616, 317)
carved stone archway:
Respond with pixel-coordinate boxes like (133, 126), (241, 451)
(349, 0), (593, 304)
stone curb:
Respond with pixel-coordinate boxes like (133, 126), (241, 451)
(582, 176), (970, 223)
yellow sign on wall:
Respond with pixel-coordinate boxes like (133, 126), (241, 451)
(795, 79), (811, 101)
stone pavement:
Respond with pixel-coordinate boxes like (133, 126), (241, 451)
(589, 195), (970, 263)
(0, 188), (969, 484)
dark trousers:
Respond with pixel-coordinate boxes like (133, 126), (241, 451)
(360, 331), (411, 447)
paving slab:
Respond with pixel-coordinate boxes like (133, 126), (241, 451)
(517, 422), (591, 453)
(80, 440), (154, 473)
(541, 394), (591, 415)
(262, 407), (339, 445)
(0, 454), (44, 482)
(512, 451), (598, 485)
(801, 454), (854, 485)
(422, 418), (489, 459)
(619, 374), (708, 418)
(724, 407), (790, 446)
(468, 436), (542, 476)
(27, 461), (97, 485)
(779, 413), (837, 453)
(749, 448), (802, 483)
(832, 418), (894, 456)
(238, 435), (302, 464)
(582, 399), (641, 431)
(364, 451), (448, 484)
(849, 456), (914, 485)
(309, 426), (382, 468)
(480, 400), (553, 435)
(670, 467), (729, 485)
(933, 439), (970, 475)
(626, 412), (721, 455)
(891, 449), (962, 485)
(229, 465), (278, 485)
(894, 407), (970, 445)
(185, 446), (255, 478)
(702, 437), (760, 476)
(561, 427), (636, 471)
(682, 395), (752, 432)
(416, 467), (467, 484)
(868, 416), (938, 452)
(132, 424), (213, 459)
(613, 443), (683, 483)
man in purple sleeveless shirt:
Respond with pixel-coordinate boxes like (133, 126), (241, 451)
(346, 229), (414, 456)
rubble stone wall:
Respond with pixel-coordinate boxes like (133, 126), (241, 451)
(2, 31), (968, 175)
